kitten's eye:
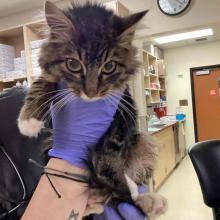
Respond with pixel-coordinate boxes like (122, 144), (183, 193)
(102, 61), (117, 74)
(66, 58), (82, 73)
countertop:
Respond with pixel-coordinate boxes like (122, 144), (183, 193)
(148, 120), (185, 135)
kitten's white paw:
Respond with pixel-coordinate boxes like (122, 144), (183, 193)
(84, 203), (104, 216)
(148, 194), (167, 219)
(18, 117), (44, 137)
(137, 193), (168, 219)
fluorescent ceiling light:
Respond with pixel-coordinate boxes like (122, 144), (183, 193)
(154, 29), (213, 44)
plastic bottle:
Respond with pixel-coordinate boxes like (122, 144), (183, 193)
(176, 107), (185, 121)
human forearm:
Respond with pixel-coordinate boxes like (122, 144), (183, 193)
(22, 158), (89, 220)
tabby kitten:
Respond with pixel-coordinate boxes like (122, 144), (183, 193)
(18, 1), (167, 219)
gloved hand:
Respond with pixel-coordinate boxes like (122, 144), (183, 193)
(92, 186), (148, 220)
(48, 85), (121, 168)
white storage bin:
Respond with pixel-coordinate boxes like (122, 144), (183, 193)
(30, 39), (47, 49)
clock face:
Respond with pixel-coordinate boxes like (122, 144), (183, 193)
(157, 0), (191, 16)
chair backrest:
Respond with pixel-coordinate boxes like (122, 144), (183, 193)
(189, 140), (220, 208)
(0, 87), (50, 219)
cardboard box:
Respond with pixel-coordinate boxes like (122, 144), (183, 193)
(30, 39), (47, 49)
(32, 67), (41, 76)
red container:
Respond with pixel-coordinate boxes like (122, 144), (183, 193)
(154, 106), (167, 119)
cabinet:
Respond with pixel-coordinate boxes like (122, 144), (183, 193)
(142, 50), (167, 106)
(23, 22), (47, 84)
(0, 26), (26, 90)
(152, 126), (176, 189)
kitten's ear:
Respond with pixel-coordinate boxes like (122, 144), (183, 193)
(119, 10), (148, 39)
(45, 1), (75, 36)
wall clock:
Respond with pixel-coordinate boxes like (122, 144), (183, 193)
(157, 0), (191, 16)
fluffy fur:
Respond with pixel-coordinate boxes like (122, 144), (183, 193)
(18, 1), (167, 219)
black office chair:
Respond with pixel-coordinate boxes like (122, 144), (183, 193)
(189, 140), (220, 220)
(0, 87), (50, 220)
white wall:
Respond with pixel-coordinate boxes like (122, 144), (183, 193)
(164, 40), (220, 148)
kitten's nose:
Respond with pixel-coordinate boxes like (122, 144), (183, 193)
(85, 88), (98, 98)
(84, 73), (98, 98)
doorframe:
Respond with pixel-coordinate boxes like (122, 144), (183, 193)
(190, 64), (220, 142)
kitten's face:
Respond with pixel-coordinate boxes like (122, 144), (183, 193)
(39, 1), (147, 100)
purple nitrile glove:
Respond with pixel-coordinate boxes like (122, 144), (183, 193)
(93, 186), (148, 220)
(48, 86), (121, 168)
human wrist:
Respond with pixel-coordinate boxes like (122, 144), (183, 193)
(47, 158), (89, 176)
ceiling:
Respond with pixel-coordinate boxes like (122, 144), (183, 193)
(0, 0), (220, 49)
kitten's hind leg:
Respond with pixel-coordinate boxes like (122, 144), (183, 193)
(18, 76), (56, 137)
(136, 192), (168, 220)
(83, 189), (110, 216)
(125, 174), (168, 219)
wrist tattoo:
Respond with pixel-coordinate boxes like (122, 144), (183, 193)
(68, 209), (79, 220)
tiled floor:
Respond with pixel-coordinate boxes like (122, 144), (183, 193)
(157, 156), (213, 220)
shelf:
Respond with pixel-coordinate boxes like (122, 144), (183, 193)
(148, 53), (157, 60)
(148, 101), (161, 106)
(1, 76), (27, 83)
(159, 75), (167, 78)
(158, 60), (166, 76)
(159, 77), (166, 92)
(142, 49), (166, 109)
(149, 73), (158, 77)
(0, 26), (25, 58)
(30, 75), (41, 78)
(141, 49), (157, 60)
(150, 101), (161, 104)
(0, 26), (26, 91)
(145, 73), (158, 77)
(145, 88), (160, 91)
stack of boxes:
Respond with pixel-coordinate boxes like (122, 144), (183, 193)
(0, 43), (27, 81)
(5, 51), (26, 81)
(0, 44), (15, 80)
(31, 39), (46, 76)
(14, 52), (26, 72)
(0, 39), (46, 81)
(12, 50), (27, 79)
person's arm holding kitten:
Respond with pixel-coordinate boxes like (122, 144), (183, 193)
(22, 91), (147, 220)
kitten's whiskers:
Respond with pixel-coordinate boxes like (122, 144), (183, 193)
(106, 96), (129, 130)
(32, 90), (70, 120)
(108, 94), (137, 127)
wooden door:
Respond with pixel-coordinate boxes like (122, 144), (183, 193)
(192, 67), (220, 141)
